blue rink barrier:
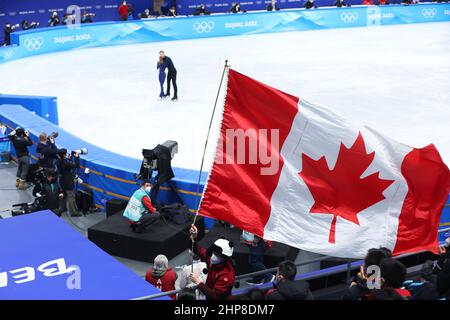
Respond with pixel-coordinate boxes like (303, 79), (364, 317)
(0, 104), (208, 215)
(0, 94), (59, 125)
(0, 210), (168, 300)
(1, 4), (450, 64)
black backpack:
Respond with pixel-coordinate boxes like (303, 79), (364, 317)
(160, 203), (192, 224)
(76, 189), (95, 214)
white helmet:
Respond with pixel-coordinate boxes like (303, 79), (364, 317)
(212, 238), (234, 257)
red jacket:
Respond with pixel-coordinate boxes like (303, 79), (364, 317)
(145, 267), (177, 299)
(194, 240), (235, 300)
(118, 4), (130, 20)
(363, 0), (373, 4)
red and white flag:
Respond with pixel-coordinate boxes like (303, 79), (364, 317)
(198, 69), (450, 259)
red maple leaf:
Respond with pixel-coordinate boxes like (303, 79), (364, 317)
(298, 132), (394, 244)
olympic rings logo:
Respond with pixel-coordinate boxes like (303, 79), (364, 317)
(24, 37), (44, 51)
(193, 21), (215, 34)
(2, 49), (14, 60)
(340, 12), (359, 24)
(421, 8), (437, 19)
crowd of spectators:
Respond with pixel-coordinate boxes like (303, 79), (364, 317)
(2, 0), (435, 46)
(143, 224), (450, 300)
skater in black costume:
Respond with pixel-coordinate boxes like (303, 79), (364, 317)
(159, 50), (178, 101)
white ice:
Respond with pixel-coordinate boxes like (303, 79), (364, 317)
(0, 22), (449, 170)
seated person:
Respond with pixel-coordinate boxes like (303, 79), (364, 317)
(267, 0), (280, 11)
(123, 179), (160, 232)
(194, 4), (211, 16)
(266, 260), (313, 300)
(365, 259), (411, 300)
(139, 9), (152, 19)
(167, 5), (177, 17)
(32, 169), (63, 216)
(145, 254), (177, 299)
(304, 0), (318, 9)
(403, 260), (439, 300)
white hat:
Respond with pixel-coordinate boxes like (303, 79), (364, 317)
(213, 238), (234, 257)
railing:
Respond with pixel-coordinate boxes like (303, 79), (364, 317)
(132, 226), (450, 300)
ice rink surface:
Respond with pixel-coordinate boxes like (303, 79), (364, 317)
(0, 22), (449, 170)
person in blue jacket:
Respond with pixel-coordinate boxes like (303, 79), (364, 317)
(157, 56), (168, 99)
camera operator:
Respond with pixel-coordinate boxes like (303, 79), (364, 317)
(36, 132), (59, 170)
(21, 20), (39, 30)
(57, 149), (82, 217)
(3, 23), (19, 46)
(8, 127), (33, 190)
(48, 12), (60, 27)
(32, 169), (63, 216)
(81, 11), (96, 23)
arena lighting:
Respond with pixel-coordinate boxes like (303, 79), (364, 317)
(136, 140), (178, 204)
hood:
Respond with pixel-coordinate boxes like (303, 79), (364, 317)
(277, 280), (311, 300)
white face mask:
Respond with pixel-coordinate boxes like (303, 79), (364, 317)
(210, 254), (223, 265)
(144, 186), (151, 193)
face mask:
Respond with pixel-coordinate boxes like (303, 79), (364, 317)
(210, 254), (223, 265)
(145, 186), (151, 193)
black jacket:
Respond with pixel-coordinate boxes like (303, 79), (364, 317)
(36, 141), (59, 169)
(163, 56), (177, 73)
(33, 180), (61, 211)
(433, 253), (450, 297)
(267, 280), (313, 300)
(9, 134), (33, 157)
(304, 1), (317, 9)
(57, 156), (80, 191)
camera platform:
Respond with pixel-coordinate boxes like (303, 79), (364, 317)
(87, 211), (205, 263)
(198, 223), (299, 275)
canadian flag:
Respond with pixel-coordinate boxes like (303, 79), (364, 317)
(198, 69), (450, 259)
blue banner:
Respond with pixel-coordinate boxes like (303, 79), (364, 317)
(0, 210), (168, 299)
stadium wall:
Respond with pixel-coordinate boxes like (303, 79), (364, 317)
(0, 4), (449, 230)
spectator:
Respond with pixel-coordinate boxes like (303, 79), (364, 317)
(342, 247), (392, 300)
(8, 127), (33, 189)
(177, 288), (197, 300)
(362, 0), (374, 5)
(189, 224), (236, 300)
(178, 250), (207, 299)
(118, 1), (131, 21)
(146, 254), (177, 299)
(57, 149), (82, 217)
(433, 237), (450, 298)
(335, 0), (351, 7)
(304, 0), (318, 9)
(62, 13), (76, 26)
(404, 260), (439, 300)
(167, 6), (178, 17)
(33, 169), (63, 215)
(267, 0), (280, 11)
(229, 3), (245, 13)
(366, 259), (411, 300)
(266, 260), (313, 300)
(36, 132), (59, 170)
(48, 12), (60, 27)
(194, 4), (211, 16)
(378, 0), (388, 4)
(123, 179), (160, 233)
(21, 20), (39, 30)
(242, 232), (274, 285)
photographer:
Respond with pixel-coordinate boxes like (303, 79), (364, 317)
(81, 11), (96, 23)
(48, 12), (60, 27)
(36, 132), (59, 169)
(8, 127), (33, 190)
(57, 149), (82, 217)
(3, 23), (19, 46)
(21, 20), (39, 30)
(32, 169), (63, 215)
